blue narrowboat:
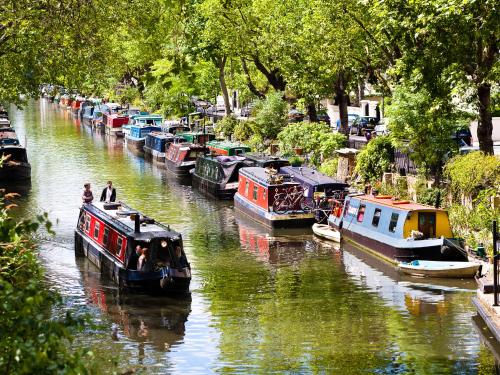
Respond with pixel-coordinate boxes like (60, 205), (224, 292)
(75, 201), (191, 294)
(125, 115), (163, 152)
(234, 167), (315, 228)
(329, 194), (468, 264)
(144, 132), (186, 163)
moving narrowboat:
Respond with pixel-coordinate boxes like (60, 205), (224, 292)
(164, 142), (206, 178)
(144, 132), (186, 163)
(192, 155), (249, 199)
(207, 140), (251, 156)
(104, 113), (129, 136)
(281, 165), (348, 222)
(234, 167), (315, 228)
(75, 201), (191, 294)
(177, 131), (215, 145)
(328, 194), (468, 264)
(125, 115), (163, 152)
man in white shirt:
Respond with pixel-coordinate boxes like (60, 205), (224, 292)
(100, 180), (116, 202)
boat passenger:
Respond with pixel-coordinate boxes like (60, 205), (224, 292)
(129, 245), (142, 270)
(175, 246), (188, 268)
(82, 183), (94, 204)
(100, 180), (116, 202)
(137, 247), (151, 272)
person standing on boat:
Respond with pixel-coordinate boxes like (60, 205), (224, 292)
(100, 180), (116, 202)
(82, 183), (94, 204)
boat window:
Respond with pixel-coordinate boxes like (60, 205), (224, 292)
(85, 214), (90, 232)
(389, 213), (399, 232)
(343, 201), (349, 217)
(263, 189), (267, 201)
(245, 181), (249, 196)
(103, 227), (110, 246)
(94, 222), (100, 239)
(372, 208), (381, 227)
(253, 185), (258, 200)
(357, 205), (365, 222)
(78, 213), (85, 230)
(116, 237), (123, 256)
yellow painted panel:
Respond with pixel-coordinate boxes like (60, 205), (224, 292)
(403, 210), (452, 238)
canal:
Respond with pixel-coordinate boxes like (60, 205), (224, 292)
(7, 100), (499, 374)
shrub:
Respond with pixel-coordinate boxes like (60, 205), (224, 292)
(319, 158), (339, 177)
(215, 115), (238, 139)
(233, 120), (254, 141)
(253, 91), (288, 141)
(354, 136), (394, 183)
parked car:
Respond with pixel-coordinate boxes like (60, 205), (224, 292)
(305, 110), (330, 125)
(335, 113), (359, 130)
(374, 122), (389, 136)
(288, 108), (305, 123)
(350, 116), (378, 135)
(452, 127), (473, 147)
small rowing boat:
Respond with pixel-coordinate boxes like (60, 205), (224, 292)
(398, 260), (481, 278)
(312, 223), (341, 242)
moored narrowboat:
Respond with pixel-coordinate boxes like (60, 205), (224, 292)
(234, 167), (315, 228)
(0, 131), (31, 181)
(177, 131), (215, 145)
(164, 142), (206, 178)
(104, 113), (129, 136)
(125, 116), (163, 152)
(71, 98), (85, 114)
(207, 140), (251, 156)
(242, 153), (290, 169)
(192, 155), (249, 199)
(144, 132), (186, 163)
(328, 194), (468, 264)
(75, 201), (191, 294)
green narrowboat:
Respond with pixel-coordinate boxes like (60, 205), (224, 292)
(207, 140), (251, 156)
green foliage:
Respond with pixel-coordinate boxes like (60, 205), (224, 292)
(444, 152), (500, 197)
(386, 83), (467, 176)
(319, 158), (339, 177)
(288, 156), (304, 166)
(253, 92), (288, 141)
(233, 120), (255, 141)
(355, 136), (394, 183)
(416, 187), (444, 208)
(215, 115), (238, 139)
(277, 122), (345, 166)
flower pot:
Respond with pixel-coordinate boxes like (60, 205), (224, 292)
(294, 147), (303, 155)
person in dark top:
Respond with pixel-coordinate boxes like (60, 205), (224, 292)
(129, 245), (142, 270)
(82, 183), (93, 204)
(100, 180), (116, 202)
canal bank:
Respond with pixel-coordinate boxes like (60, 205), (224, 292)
(5, 100), (500, 373)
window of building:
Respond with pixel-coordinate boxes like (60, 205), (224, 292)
(389, 213), (399, 232)
(94, 222), (100, 239)
(372, 208), (382, 227)
(357, 205), (366, 222)
(103, 227), (110, 246)
(253, 185), (258, 200)
(116, 237), (123, 256)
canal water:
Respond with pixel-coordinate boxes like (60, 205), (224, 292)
(6, 101), (500, 374)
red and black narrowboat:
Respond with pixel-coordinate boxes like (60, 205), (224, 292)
(75, 201), (191, 294)
(234, 167), (315, 228)
(164, 142), (206, 178)
(104, 113), (129, 136)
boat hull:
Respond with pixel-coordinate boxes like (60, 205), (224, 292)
(192, 173), (236, 200)
(234, 193), (315, 228)
(341, 227), (467, 264)
(398, 261), (480, 278)
(75, 230), (190, 294)
(126, 137), (145, 153)
(105, 126), (123, 137)
(165, 159), (194, 179)
(312, 223), (341, 242)
(0, 163), (31, 181)
(144, 146), (166, 163)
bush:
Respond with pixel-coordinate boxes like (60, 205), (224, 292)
(253, 91), (288, 141)
(215, 115), (238, 139)
(354, 135), (394, 183)
(233, 120), (254, 141)
(319, 158), (339, 177)
(417, 187), (444, 207)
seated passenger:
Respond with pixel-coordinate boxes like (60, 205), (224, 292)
(175, 246), (188, 268)
(137, 247), (150, 272)
(129, 245), (142, 270)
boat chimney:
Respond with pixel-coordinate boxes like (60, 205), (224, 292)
(134, 214), (141, 233)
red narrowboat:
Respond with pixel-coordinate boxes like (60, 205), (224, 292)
(104, 113), (129, 137)
(71, 99), (84, 114)
(234, 167), (315, 228)
(164, 142), (206, 178)
(75, 201), (191, 294)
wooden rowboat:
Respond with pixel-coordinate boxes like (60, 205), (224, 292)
(312, 223), (341, 242)
(398, 260), (481, 278)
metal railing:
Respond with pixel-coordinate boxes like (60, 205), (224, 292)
(493, 221), (499, 306)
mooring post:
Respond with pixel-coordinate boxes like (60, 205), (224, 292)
(494, 220), (498, 306)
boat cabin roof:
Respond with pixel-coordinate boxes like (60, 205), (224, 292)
(147, 131), (175, 140)
(350, 194), (445, 212)
(281, 166), (348, 190)
(84, 202), (182, 242)
(242, 152), (289, 167)
(207, 140), (250, 150)
(239, 167), (298, 187)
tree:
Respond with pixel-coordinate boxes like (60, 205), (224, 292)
(253, 91), (288, 142)
(355, 136), (394, 183)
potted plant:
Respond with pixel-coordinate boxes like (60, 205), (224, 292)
(294, 147), (303, 155)
(289, 155), (304, 167)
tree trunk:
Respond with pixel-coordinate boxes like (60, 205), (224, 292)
(477, 83), (493, 154)
(240, 58), (265, 98)
(335, 72), (349, 136)
(217, 56), (232, 116)
(252, 56), (286, 92)
(306, 103), (318, 122)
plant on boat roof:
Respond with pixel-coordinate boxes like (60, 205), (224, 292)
(288, 155), (304, 166)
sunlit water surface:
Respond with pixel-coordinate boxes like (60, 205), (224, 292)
(6, 101), (499, 374)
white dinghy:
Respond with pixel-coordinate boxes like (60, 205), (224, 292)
(398, 260), (481, 278)
(312, 223), (341, 242)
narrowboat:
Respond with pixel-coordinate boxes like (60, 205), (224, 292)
(125, 115), (163, 152)
(71, 98), (85, 115)
(74, 201), (191, 294)
(0, 137), (31, 181)
(144, 132), (186, 163)
(234, 167), (315, 228)
(163, 121), (190, 134)
(104, 113), (129, 136)
(177, 131), (215, 145)
(281, 165), (348, 222)
(328, 194), (468, 264)
(207, 140), (251, 156)
(192, 155), (249, 199)
(164, 142), (206, 178)
(0, 117), (10, 127)
(242, 152), (290, 169)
